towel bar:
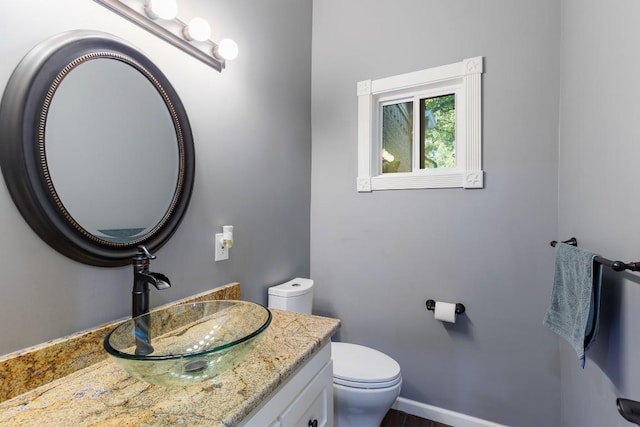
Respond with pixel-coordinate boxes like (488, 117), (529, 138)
(550, 238), (640, 272)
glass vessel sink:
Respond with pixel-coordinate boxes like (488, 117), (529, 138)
(104, 300), (272, 386)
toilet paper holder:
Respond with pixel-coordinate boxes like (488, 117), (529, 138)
(425, 299), (465, 314)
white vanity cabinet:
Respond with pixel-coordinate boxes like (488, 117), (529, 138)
(239, 341), (333, 427)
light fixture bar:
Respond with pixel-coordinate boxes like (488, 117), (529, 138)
(93, 0), (225, 72)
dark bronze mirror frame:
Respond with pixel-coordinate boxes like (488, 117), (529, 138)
(0, 30), (195, 267)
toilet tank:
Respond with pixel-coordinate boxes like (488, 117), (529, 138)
(268, 278), (314, 314)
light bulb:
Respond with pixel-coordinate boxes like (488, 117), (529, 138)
(215, 38), (239, 61)
(184, 17), (211, 42)
(144, 0), (178, 20)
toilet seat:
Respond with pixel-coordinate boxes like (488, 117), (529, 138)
(331, 342), (401, 389)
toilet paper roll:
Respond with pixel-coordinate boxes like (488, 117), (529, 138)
(434, 301), (457, 323)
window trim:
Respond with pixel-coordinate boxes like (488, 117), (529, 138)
(357, 56), (483, 192)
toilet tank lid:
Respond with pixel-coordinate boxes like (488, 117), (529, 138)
(331, 342), (401, 384)
(268, 278), (314, 297)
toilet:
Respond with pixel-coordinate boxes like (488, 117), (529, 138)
(268, 278), (402, 427)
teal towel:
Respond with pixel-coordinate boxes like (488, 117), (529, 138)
(543, 242), (603, 368)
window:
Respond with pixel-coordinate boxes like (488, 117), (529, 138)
(357, 57), (484, 191)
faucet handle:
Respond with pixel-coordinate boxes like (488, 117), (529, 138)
(137, 245), (157, 260)
(134, 246), (156, 273)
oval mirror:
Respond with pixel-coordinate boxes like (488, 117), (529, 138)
(0, 31), (195, 266)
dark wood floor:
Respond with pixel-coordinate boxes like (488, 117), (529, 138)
(381, 409), (452, 427)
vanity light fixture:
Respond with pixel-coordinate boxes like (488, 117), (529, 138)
(93, 0), (238, 72)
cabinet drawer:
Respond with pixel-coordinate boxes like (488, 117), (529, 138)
(280, 361), (333, 427)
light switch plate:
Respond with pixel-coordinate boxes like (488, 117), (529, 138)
(214, 233), (228, 261)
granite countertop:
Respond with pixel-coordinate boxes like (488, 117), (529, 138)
(0, 284), (340, 427)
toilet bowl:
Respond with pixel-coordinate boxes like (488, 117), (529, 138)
(332, 342), (402, 426)
(268, 278), (402, 427)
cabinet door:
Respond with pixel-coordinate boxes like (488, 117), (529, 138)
(279, 361), (333, 427)
(238, 343), (332, 427)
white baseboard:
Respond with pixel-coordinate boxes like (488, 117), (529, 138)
(392, 397), (506, 427)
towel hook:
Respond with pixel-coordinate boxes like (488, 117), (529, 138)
(550, 237), (577, 247)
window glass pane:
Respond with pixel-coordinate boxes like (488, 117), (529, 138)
(382, 102), (413, 173)
(420, 94), (455, 169)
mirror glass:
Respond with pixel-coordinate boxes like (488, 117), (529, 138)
(0, 30), (195, 266)
(45, 59), (179, 243)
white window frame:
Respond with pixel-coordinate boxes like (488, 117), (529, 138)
(357, 56), (484, 192)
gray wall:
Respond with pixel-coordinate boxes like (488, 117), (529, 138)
(558, 0), (640, 425)
(310, 1), (562, 425)
(0, 0), (312, 355)
(4, 1), (639, 425)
